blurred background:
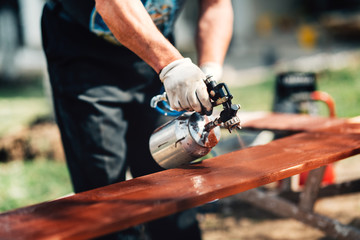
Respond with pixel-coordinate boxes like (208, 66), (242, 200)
(0, 0), (359, 239)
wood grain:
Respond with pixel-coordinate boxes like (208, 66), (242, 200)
(241, 113), (346, 133)
(0, 115), (359, 240)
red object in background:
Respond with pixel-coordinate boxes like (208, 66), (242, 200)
(311, 91), (336, 118)
(299, 90), (337, 186)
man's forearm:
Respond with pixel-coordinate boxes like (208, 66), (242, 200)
(95, 0), (183, 73)
(196, 0), (233, 66)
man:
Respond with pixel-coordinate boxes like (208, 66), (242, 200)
(41, 0), (233, 239)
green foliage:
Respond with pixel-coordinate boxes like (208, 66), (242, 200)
(317, 68), (360, 118)
(0, 80), (45, 98)
(0, 80), (52, 136)
(0, 160), (72, 212)
(230, 74), (275, 112)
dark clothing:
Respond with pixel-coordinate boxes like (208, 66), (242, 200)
(41, 2), (201, 240)
(42, 3), (165, 191)
(57, 0), (93, 28)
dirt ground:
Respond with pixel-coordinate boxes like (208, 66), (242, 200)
(199, 155), (360, 240)
(0, 120), (64, 162)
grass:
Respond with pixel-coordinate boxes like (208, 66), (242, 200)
(0, 78), (71, 213)
(0, 79), (52, 136)
(230, 74), (274, 112)
(230, 67), (360, 118)
(0, 66), (359, 213)
(0, 160), (72, 212)
(317, 68), (360, 117)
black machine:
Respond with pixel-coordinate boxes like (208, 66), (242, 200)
(273, 72), (318, 115)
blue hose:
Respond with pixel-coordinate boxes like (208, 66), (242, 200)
(155, 100), (185, 116)
(151, 88), (185, 116)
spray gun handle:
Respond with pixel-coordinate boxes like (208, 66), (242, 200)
(150, 92), (185, 117)
(203, 76), (241, 132)
(204, 76), (233, 106)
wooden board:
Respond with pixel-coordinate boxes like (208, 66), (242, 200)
(0, 117), (359, 240)
(241, 113), (346, 133)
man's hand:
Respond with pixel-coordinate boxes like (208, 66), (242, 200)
(160, 58), (212, 113)
(200, 62), (223, 82)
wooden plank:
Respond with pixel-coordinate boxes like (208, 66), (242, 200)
(0, 128), (359, 240)
(315, 116), (360, 134)
(241, 113), (346, 133)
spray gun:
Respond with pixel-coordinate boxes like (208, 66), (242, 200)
(149, 76), (241, 169)
(202, 76), (241, 132)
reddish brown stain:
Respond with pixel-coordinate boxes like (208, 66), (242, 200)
(0, 114), (359, 240)
(205, 130), (219, 148)
(242, 113), (346, 132)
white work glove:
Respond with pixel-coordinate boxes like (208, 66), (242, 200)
(200, 62), (223, 82)
(159, 58), (212, 113)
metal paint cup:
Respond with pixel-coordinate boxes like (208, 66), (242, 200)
(149, 112), (221, 169)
